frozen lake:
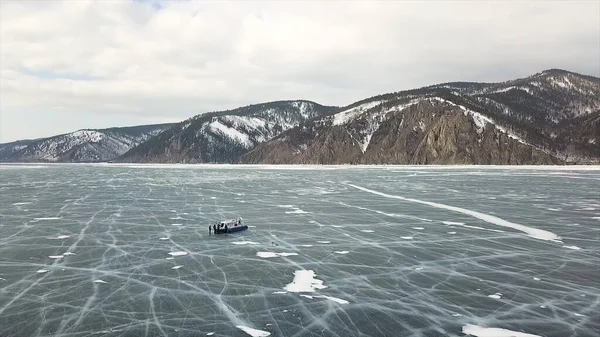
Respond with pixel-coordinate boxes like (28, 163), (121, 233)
(1, 164), (599, 337)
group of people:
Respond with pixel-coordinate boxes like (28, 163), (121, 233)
(209, 218), (243, 235)
(209, 223), (228, 234)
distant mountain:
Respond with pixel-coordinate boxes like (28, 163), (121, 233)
(4, 69), (598, 165)
(0, 124), (174, 163)
(117, 100), (337, 163)
(242, 69), (600, 164)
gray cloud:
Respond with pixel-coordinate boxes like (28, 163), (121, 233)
(1, 0), (598, 142)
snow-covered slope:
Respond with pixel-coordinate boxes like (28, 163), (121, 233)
(0, 124), (173, 162)
(118, 100), (337, 163)
(243, 69), (600, 164)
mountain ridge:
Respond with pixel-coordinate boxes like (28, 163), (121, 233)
(2, 69), (598, 165)
(242, 69), (600, 165)
(0, 123), (174, 163)
(116, 100), (338, 163)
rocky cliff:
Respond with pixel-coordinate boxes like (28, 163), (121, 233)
(242, 69), (600, 165)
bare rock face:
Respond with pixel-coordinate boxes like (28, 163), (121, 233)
(242, 99), (563, 165)
(243, 69), (599, 165)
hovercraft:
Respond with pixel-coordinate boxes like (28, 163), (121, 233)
(211, 217), (248, 234)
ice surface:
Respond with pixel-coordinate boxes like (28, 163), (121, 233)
(0, 164), (598, 337)
(347, 184), (561, 242)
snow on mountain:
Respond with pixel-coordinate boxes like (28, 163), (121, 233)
(0, 124), (173, 162)
(117, 100), (337, 163)
(332, 100), (385, 126)
(243, 69), (600, 165)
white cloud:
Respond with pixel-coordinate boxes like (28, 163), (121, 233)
(1, 0), (598, 142)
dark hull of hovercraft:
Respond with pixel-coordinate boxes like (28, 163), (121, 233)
(214, 225), (248, 234)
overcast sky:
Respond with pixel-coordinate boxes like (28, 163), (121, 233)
(1, 0), (599, 143)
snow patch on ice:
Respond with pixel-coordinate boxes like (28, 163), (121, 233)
(285, 209), (310, 214)
(284, 270), (327, 292)
(37, 269), (49, 274)
(256, 252), (298, 258)
(445, 222), (505, 233)
(401, 236), (413, 240)
(317, 241), (331, 244)
(462, 324), (542, 337)
(361, 229), (374, 233)
(317, 295), (350, 304)
(443, 221), (465, 226)
(564, 245), (582, 250)
(334, 251), (349, 254)
(488, 292), (503, 299)
(93, 280), (108, 284)
(235, 325), (271, 336)
(412, 227), (425, 230)
(32, 217), (62, 222)
(232, 241), (259, 245)
(171, 265), (183, 270)
(346, 184), (561, 242)
(168, 251), (188, 256)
